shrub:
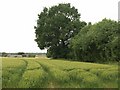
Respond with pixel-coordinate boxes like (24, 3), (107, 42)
(28, 54), (35, 57)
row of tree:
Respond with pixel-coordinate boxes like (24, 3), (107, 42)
(35, 3), (120, 62)
(1, 52), (36, 57)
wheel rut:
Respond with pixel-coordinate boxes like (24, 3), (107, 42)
(35, 61), (56, 88)
(16, 59), (28, 87)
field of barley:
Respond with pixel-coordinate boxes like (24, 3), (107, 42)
(2, 57), (118, 88)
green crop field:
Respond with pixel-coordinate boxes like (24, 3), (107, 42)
(2, 57), (118, 88)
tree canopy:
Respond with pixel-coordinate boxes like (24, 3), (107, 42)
(34, 3), (86, 59)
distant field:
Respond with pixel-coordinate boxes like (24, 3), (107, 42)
(2, 57), (118, 88)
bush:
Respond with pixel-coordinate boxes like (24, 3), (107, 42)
(28, 54), (35, 58)
(70, 19), (119, 62)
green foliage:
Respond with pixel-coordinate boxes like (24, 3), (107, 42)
(2, 57), (118, 88)
(70, 19), (119, 62)
(35, 3), (86, 59)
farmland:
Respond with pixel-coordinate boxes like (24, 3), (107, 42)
(2, 57), (118, 88)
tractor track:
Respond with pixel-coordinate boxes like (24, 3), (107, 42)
(35, 60), (56, 88)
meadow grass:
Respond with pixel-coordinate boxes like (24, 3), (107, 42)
(2, 57), (118, 88)
(24, 59), (41, 70)
(18, 69), (48, 88)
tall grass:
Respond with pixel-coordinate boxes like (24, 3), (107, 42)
(2, 57), (118, 88)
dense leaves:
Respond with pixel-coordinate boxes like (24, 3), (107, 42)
(70, 19), (120, 62)
(35, 3), (86, 59)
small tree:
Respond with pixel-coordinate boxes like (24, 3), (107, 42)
(17, 52), (25, 55)
(2, 52), (8, 57)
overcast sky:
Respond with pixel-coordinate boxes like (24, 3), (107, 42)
(0, 0), (119, 53)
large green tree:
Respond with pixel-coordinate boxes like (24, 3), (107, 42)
(34, 3), (86, 59)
